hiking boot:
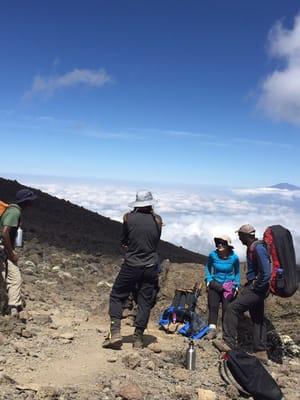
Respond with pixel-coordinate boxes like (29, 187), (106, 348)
(102, 331), (123, 350)
(132, 328), (144, 349)
(205, 328), (217, 340)
(212, 339), (231, 353)
(252, 350), (269, 365)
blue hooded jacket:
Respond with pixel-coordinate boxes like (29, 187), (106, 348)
(204, 250), (240, 288)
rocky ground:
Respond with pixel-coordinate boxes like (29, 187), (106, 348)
(0, 240), (299, 400)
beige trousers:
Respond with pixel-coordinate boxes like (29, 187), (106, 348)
(0, 258), (23, 308)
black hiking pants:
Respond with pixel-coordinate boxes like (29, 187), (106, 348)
(207, 284), (231, 326)
(109, 263), (159, 331)
(223, 285), (267, 352)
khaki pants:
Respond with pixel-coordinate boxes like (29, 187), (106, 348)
(0, 258), (23, 308)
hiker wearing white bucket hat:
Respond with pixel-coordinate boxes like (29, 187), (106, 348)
(128, 190), (158, 208)
(103, 190), (162, 350)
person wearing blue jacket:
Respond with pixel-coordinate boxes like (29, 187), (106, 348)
(205, 235), (240, 340)
(215, 224), (271, 364)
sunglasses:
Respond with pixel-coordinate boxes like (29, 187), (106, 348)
(215, 240), (228, 247)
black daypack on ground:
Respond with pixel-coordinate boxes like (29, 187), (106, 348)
(220, 350), (283, 400)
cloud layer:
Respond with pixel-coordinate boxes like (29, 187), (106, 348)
(259, 13), (300, 125)
(24, 68), (112, 98)
(25, 180), (300, 262)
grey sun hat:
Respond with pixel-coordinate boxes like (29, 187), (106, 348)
(128, 190), (158, 208)
(236, 224), (256, 235)
(214, 235), (234, 248)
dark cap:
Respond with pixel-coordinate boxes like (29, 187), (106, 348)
(235, 224), (255, 235)
(16, 189), (37, 204)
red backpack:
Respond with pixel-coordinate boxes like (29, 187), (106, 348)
(249, 225), (298, 297)
(264, 225), (298, 297)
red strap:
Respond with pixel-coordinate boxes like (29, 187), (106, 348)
(263, 227), (280, 294)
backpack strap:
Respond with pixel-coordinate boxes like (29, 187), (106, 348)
(219, 359), (251, 397)
(0, 204), (21, 221)
(247, 239), (265, 264)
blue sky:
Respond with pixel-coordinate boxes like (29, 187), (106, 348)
(0, 1), (300, 186)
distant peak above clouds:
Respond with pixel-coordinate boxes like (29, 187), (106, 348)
(270, 183), (300, 191)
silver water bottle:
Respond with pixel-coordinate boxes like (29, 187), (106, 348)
(185, 340), (196, 370)
(14, 227), (23, 247)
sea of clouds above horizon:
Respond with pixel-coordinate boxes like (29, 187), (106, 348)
(24, 180), (300, 262)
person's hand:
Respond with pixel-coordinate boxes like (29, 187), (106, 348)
(9, 251), (19, 265)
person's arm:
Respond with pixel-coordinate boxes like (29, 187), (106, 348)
(253, 244), (271, 292)
(120, 213), (129, 248)
(154, 214), (163, 238)
(204, 254), (214, 285)
(233, 255), (241, 288)
(2, 226), (18, 264)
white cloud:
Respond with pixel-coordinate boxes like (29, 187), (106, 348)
(258, 13), (300, 125)
(24, 68), (112, 99)
(81, 130), (141, 140)
(24, 180), (300, 263)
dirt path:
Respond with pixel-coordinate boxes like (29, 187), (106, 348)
(12, 313), (174, 390)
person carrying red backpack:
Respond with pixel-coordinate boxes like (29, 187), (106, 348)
(214, 224), (271, 364)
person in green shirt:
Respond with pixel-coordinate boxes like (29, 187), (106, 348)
(0, 189), (37, 316)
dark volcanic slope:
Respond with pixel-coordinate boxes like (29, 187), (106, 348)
(0, 177), (207, 263)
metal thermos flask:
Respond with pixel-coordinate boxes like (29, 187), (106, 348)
(185, 340), (196, 370)
(14, 227), (23, 247)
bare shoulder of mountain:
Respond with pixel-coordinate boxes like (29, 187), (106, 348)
(270, 182), (300, 190)
(0, 177), (207, 263)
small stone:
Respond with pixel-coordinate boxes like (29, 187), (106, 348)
(21, 329), (34, 338)
(277, 376), (289, 388)
(58, 332), (75, 340)
(16, 383), (41, 392)
(117, 383), (143, 400)
(146, 360), (155, 370)
(58, 271), (73, 281)
(97, 281), (113, 288)
(147, 343), (162, 353)
(13, 344), (30, 355)
(173, 368), (188, 382)
(174, 385), (193, 400)
(289, 363), (300, 374)
(18, 310), (30, 322)
(0, 357), (6, 364)
(107, 356), (118, 363)
(225, 385), (240, 400)
(0, 372), (16, 385)
(32, 313), (53, 326)
(197, 388), (217, 400)
(122, 353), (141, 370)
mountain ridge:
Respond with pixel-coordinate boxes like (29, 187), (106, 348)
(0, 177), (207, 264)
